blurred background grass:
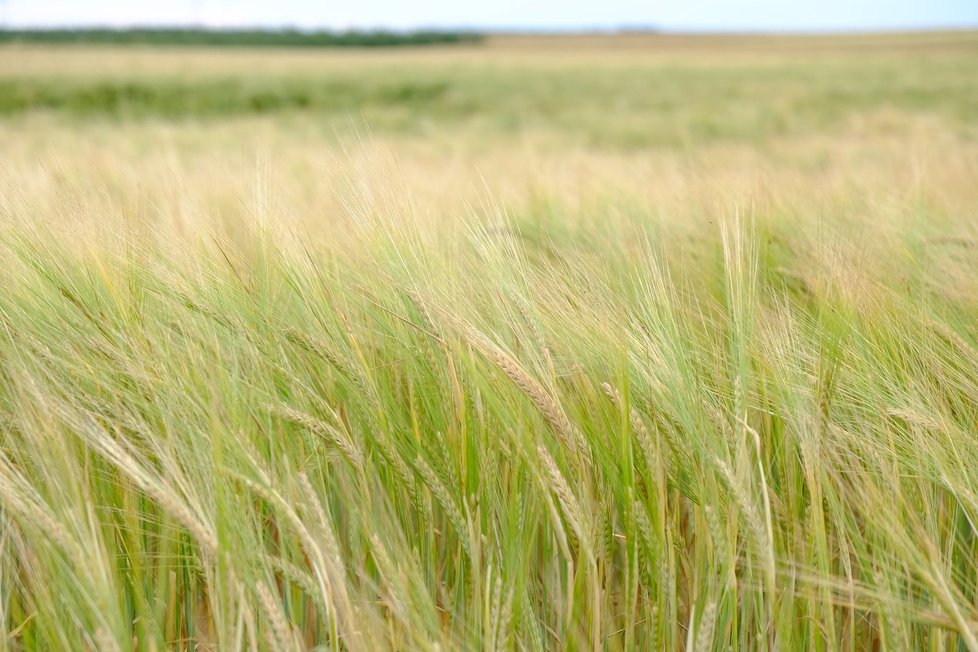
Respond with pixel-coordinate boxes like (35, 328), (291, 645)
(2, 33), (976, 147)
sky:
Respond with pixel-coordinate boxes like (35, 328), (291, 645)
(2, 0), (977, 33)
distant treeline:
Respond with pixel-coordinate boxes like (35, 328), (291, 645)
(0, 28), (483, 48)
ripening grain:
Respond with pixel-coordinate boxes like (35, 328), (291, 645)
(1, 33), (978, 651)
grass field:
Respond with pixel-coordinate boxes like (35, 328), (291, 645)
(2, 32), (978, 650)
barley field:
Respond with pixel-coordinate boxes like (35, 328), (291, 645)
(1, 32), (978, 650)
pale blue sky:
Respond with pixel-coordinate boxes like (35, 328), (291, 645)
(3, 0), (977, 33)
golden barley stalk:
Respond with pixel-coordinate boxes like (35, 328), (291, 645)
(459, 319), (588, 460)
(601, 381), (656, 469)
(537, 445), (591, 552)
(271, 403), (364, 467)
(255, 580), (298, 652)
(414, 455), (471, 553)
(693, 601), (716, 652)
(284, 326), (367, 391)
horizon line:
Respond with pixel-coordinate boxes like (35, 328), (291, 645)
(2, 24), (978, 36)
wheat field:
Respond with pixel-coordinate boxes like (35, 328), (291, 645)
(1, 32), (978, 650)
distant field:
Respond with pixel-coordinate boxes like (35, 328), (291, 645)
(1, 33), (976, 148)
(1, 33), (978, 651)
